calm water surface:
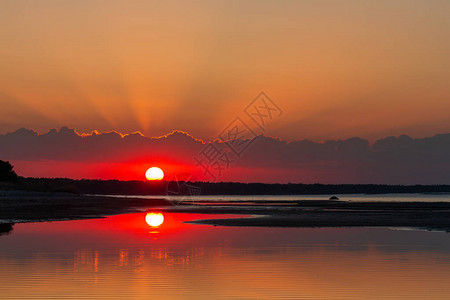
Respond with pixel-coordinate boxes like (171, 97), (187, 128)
(108, 193), (450, 203)
(1, 212), (449, 299)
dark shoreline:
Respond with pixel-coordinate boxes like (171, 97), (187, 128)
(0, 192), (172, 224)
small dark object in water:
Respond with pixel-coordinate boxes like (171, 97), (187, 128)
(329, 196), (339, 200)
(0, 223), (14, 236)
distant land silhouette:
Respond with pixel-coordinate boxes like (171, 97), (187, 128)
(5, 177), (450, 196)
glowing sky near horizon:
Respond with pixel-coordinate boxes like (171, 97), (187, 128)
(0, 0), (449, 141)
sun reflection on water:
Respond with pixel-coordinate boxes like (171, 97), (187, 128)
(1, 213), (450, 299)
(145, 212), (164, 227)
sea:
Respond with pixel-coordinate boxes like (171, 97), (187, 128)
(123, 193), (450, 203)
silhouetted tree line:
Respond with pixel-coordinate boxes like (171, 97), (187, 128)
(12, 177), (450, 195)
(0, 160), (18, 182)
(1, 160), (449, 195)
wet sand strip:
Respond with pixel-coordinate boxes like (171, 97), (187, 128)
(164, 200), (450, 231)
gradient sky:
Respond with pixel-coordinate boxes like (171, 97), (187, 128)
(1, 0), (449, 142)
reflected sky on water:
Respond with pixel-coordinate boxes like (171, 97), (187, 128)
(0, 212), (449, 299)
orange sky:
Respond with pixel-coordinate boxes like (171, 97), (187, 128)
(0, 0), (449, 141)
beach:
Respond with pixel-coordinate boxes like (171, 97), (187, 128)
(1, 191), (449, 232)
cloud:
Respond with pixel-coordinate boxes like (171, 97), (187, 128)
(1, 127), (449, 184)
